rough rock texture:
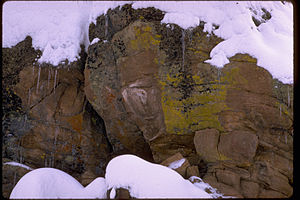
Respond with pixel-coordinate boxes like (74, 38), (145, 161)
(2, 158), (33, 198)
(160, 152), (190, 178)
(107, 188), (131, 199)
(2, 4), (293, 198)
(86, 4), (293, 198)
(2, 38), (112, 197)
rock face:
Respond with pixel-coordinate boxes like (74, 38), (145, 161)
(2, 4), (293, 198)
(2, 38), (112, 197)
(160, 152), (191, 178)
(86, 4), (293, 198)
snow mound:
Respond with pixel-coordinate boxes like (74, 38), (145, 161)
(105, 154), (215, 198)
(10, 168), (107, 199)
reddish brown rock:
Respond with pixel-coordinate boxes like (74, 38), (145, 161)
(240, 180), (260, 198)
(160, 152), (190, 178)
(107, 188), (131, 199)
(218, 131), (258, 164)
(203, 174), (243, 198)
(186, 166), (200, 178)
(215, 169), (241, 191)
(194, 129), (220, 162)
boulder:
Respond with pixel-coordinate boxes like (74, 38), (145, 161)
(218, 130), (259, 165)
(240, 180), (260, 198)
(194, 129), (220, 162)
(160, 152), (190, 178)
(186, 166), (200, 178)
(107, 188), (131, 199)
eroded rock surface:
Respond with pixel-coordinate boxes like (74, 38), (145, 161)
(86, 4), (293, 198)
(2, 4), (293, 198)
(2, 39), (112, 197)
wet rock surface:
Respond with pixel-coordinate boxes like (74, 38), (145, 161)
(2, 4), (293, 198)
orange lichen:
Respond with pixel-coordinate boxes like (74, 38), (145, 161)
(66, 113), (83, 133)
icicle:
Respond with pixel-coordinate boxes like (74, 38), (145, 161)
(27, 88), (31, 106)
(19, 148), (22, 163)
(285, 134), (287, 144)
(47, 68), (51, 90)
(32, 65), (35, 76)
(217, 68), (221, 84)
(105, 14), (109, 40)
(49, 157), (51, 167)
(13, 171), (17, 186)
(36, 66), (41, 94)
(51, 152), (55, 167)
(53, 69), (58, 94)
(279, 104), (282, 117)
(54, 127), (58, 146)
(181, 29), (185, 71)
(23, 115), (27, 127)
(287, 89), (290, 108)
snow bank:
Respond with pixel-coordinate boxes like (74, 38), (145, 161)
(105, 154), (214, 198)
(4, 161), (34, 171)
(10, 168), (107, 199)
(9, 155), (227, 199)
(3, 1), (293, 83)
(2, 1), (129, 66)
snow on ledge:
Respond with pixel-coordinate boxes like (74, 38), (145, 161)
(168, 158), (186, 169)
(3, 1), (293, 83)
(4, 161), (34, 171)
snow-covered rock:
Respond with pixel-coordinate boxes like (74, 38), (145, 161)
(10, 168), (107, 199)
(3, 1), (293, 83)
(105, 154), (217, 198)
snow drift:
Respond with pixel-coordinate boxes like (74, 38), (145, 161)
(105, 154), (215, 198)
(10, 155), (226, 199)
(10, 168), (107, 199)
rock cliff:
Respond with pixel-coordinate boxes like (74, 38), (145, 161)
(2, 4), (293, 198)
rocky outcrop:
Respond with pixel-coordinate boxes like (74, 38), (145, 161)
(2, 38), (112, 197)
(160, 152), (191, 178)
(2, 4), (293, 198)
(86, 4), (293, 198)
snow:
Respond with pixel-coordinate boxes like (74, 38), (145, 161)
(132, 1), (293, 84)
(3, 1), (293, 83)
(90, 38), (100, 45)
(10, 155), (227, 199)
(105, 154), (216, 198)
(168, 158), (186, 169)
(2, 1), (129, 66)
(4, 161), (34, 171)
(10, 168), (107, 199)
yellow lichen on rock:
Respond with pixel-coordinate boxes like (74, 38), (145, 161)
(130, 24), (161, 51)
(159, 66), (250, 135)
